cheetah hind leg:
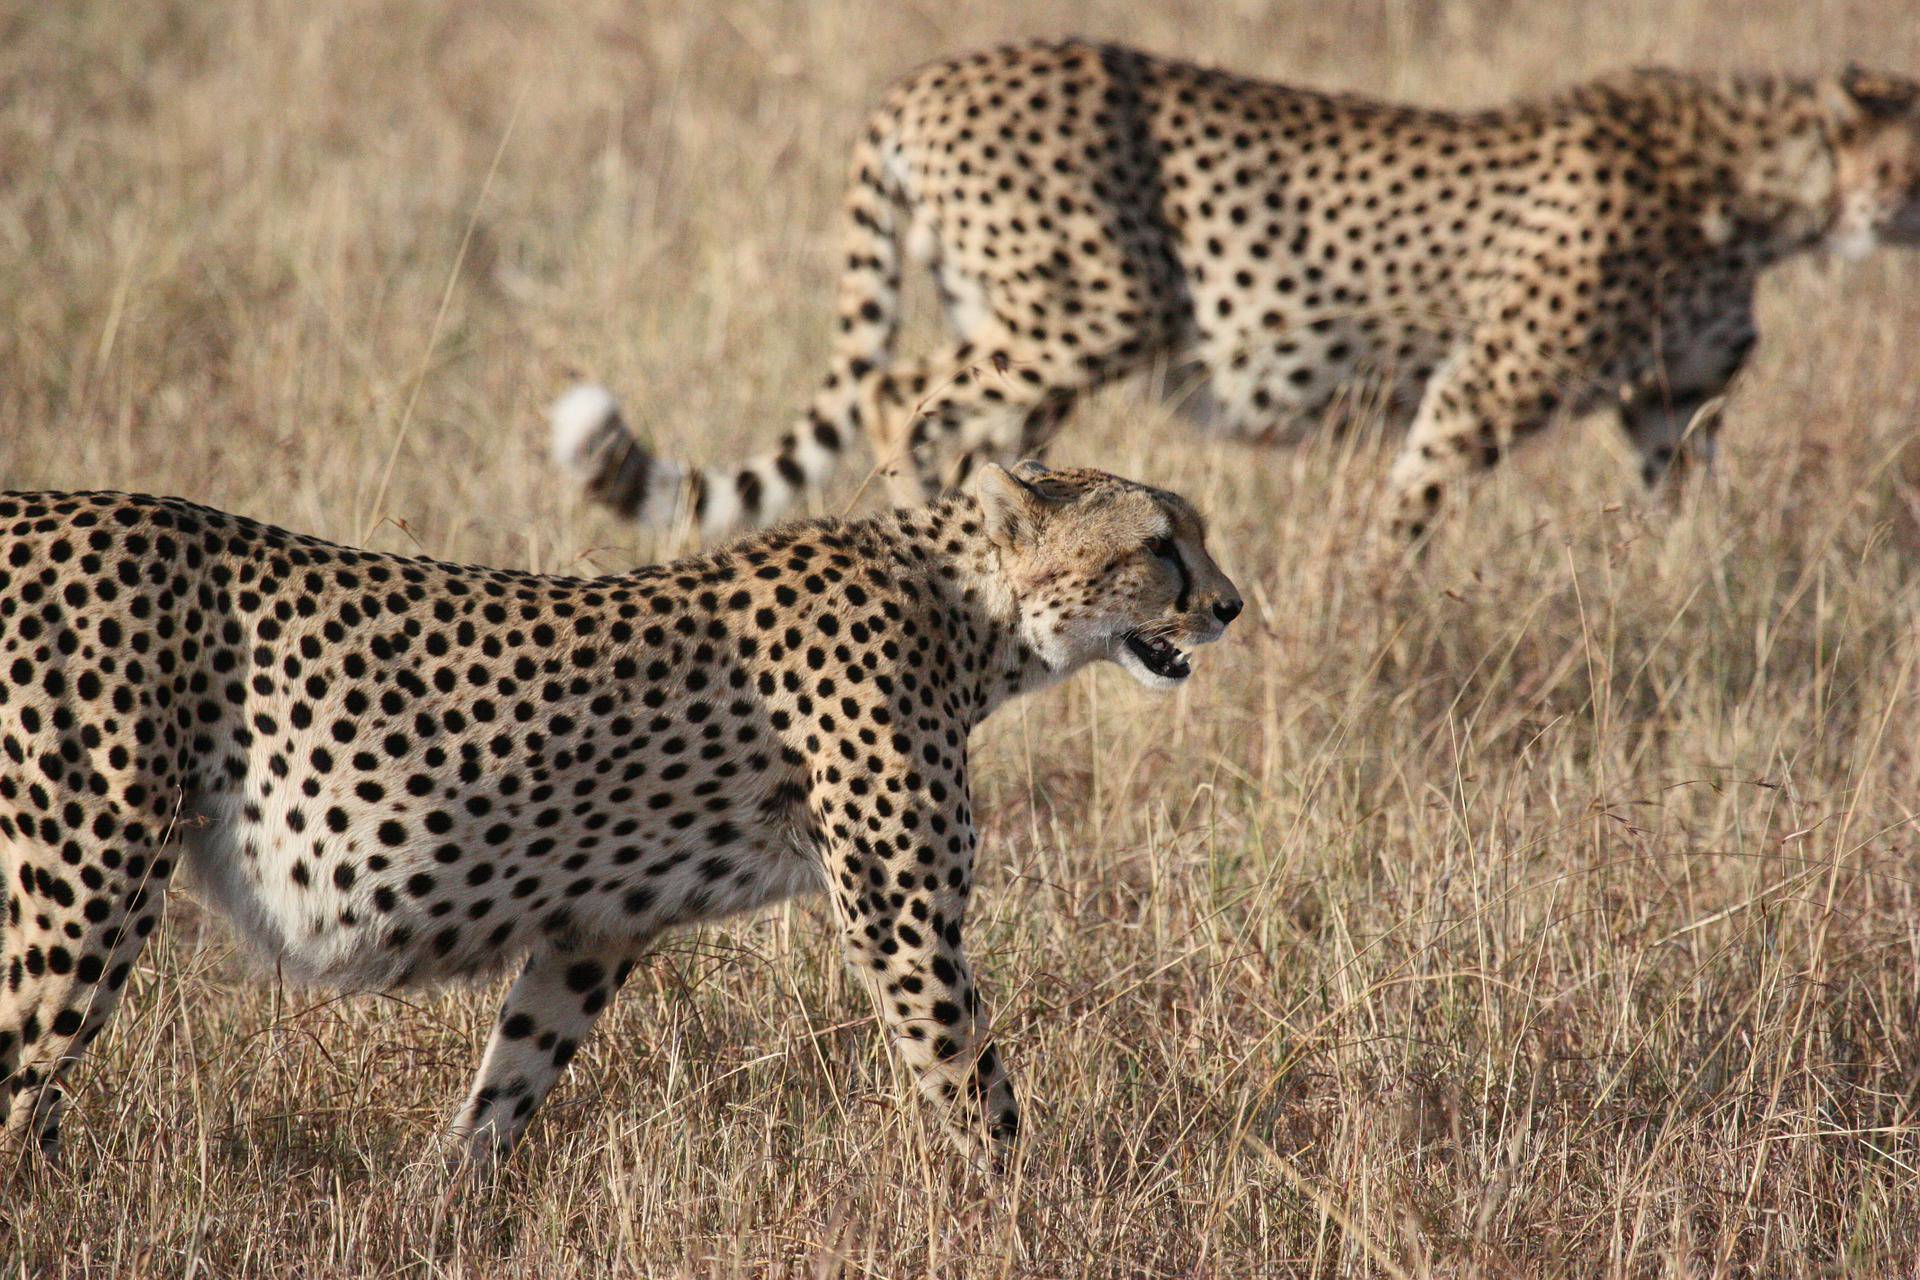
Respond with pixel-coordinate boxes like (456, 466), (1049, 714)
(938, 392), (1079, 491)
(441, 936), (652, 1178)
(0, 822), (176, 1175)
(856, 356), (949, 506)
(883, 331), (1112, 507)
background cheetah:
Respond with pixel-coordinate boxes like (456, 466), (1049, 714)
(556, 43), (1920, 544)
(0, 469), (1239, 1169)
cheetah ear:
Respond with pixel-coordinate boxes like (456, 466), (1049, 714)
(1839, 64), (1919, 119)
(973, 463), (1055, 548)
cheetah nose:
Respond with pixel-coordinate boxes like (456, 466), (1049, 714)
(1212, 597), (1243, 626)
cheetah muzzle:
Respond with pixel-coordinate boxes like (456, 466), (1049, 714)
(1121, 633), (1191, 684)
(0, 465), (1239, 1178)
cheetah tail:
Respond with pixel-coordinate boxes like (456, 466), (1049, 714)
(551, 112), (909, 539)
(547, 380), (861, 538)
(548, 384), (687, 528)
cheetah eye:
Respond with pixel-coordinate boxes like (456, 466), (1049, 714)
(1145, 536), (1178, 562)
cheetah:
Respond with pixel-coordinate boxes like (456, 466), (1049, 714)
(0, 464), (1240, 1174)
(553, 42), (1920, 545)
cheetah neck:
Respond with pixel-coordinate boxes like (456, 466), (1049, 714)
(1557, 72), (1840, 260)
(870, 495), (1055, 719)
(1661, 75), (1842, 257)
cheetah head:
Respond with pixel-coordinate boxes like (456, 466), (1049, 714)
(972, 461), (1243, 690)
(1824, 65), (1920, 255)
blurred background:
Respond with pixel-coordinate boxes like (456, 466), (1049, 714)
(5, 2), (1920, 1274)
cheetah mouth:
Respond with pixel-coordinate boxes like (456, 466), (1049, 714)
(1123, 632), (1192, 682)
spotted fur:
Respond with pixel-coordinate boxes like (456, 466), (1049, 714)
(555, 43), (1920, 543)
(0, 465), (1239, 1172)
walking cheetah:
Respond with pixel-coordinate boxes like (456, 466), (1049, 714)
(554, 42), (1920, 544)
(0, 465), (1240, 1172)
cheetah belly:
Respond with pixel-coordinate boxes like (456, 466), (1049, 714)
(1179, 298), (1448, 442)
(177, 787), (823, 991)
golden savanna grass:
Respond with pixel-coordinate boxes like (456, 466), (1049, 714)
(5, 0), (1920, 1273)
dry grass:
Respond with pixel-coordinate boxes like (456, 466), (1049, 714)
(6, 0), (1920, 1274)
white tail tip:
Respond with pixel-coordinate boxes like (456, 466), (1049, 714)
(549, 383), (622, 473)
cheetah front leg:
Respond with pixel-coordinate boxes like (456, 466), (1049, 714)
(814, 776), (1017, 1172)
(1617, 309), (1753, 498)
(1619, 390), (1727, 495)
(829, 882), (1017, 1171)
(444, 939), (650, 1173)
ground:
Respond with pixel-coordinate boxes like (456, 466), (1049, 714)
(4, 0), (1920, 1275)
